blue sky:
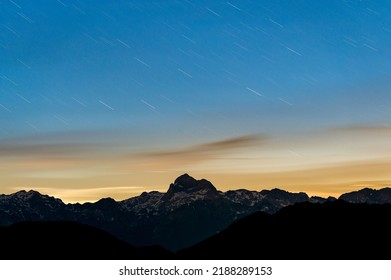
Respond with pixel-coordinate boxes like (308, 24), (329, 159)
(1, 0), (391, 201)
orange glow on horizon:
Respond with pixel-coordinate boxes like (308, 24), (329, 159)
(1, 125), (390, 203)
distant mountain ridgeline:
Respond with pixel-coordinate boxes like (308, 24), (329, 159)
(0, 173), (390, 257)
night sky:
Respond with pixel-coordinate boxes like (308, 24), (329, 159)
(1, 0), (391, 202)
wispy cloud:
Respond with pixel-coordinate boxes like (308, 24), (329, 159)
(0, 142), (96, 158)
(144, 134), (265, 156)
(128, 134), (267, 169)
(0, 128), (140, 159)
(1, 123), (390, 202)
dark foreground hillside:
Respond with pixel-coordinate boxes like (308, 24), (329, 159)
(178, 200), (391, 259)
(0, 221), (172, 260)
(1, 201), (390, 259)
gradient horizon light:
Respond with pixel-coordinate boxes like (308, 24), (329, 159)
(1, 0), (391, 202)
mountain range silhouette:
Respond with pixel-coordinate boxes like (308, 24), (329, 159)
(1, 174), (390, 259)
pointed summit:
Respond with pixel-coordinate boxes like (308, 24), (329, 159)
(173, 173), (198, 188)
(163, 174), (218, 200)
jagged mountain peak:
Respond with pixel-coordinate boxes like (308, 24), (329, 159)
(5, 189), (63, 203)
(14, 189), (41, 197)
(339, 187), (391, 203)
(166, 174), (218, 196)
(174, 173), (196, 186)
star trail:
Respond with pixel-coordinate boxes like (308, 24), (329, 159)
(1, 0), (390, 202)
